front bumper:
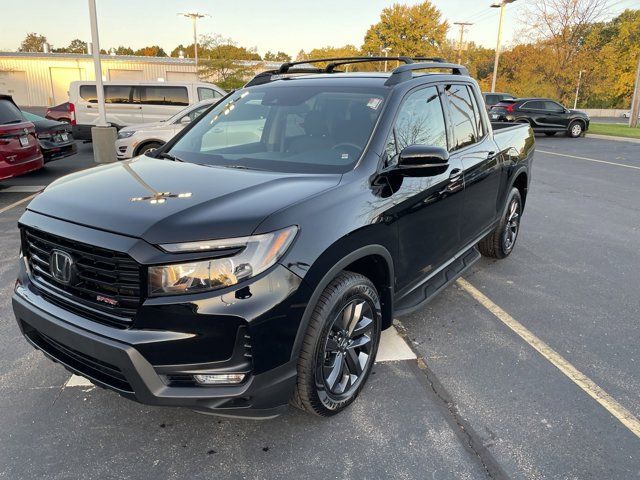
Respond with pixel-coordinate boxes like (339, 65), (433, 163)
(115, 139), (134, 160)
(12, 212), (312, 418)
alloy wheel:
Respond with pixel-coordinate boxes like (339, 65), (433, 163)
(318, 298), (376, 406)
(503, 197), (521, 252)
(571, 123), (582, 137)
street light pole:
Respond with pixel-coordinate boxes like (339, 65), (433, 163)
(629, 55), (640, 129)
(178, 12), (208, 67)
(574, 70), (585, 110)
(381, 47), (391, 72)
(88, 0), (117, 163)
(490, 0), (515, 93)
(88, 0), (106, 127)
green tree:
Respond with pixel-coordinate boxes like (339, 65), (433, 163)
(197, 35), (262, 90)
(134, 45), (167, 57)
(54, 39), (87, 54)
(114, 46), (135, 55)
(264, 51), (292, 62)
(19, 33), (47, 52)
(361, 1), (448, 58)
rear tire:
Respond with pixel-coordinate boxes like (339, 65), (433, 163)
(478, 188), (522, 259)
(292, 272), (381, 416)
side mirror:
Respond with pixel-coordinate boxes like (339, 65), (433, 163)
(396, 145), (450, 177)
(180, 116), (191, 125)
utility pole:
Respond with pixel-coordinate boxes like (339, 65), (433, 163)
(454, 22), (473, 64)
(490, 0), (516, 93)
(629, 55), (640, 129)
(381, 47), (391, 72)
(574, 70), (585, 110)
(178, 12), (208, 67)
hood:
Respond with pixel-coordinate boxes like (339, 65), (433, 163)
(27, 156), (341, 244)
(569, 109), (588, 117)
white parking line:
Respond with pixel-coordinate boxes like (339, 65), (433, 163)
(537, 150), (640, 171)
(0, 185), (45, 193)
(457, 277), (640, 439)
(0, 193), (38, 215)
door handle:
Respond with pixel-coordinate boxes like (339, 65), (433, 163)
(449, 168), (462, 183)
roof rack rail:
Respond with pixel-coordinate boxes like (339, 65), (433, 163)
(243, 56), (459, 88)
(384, 62), (469, 86)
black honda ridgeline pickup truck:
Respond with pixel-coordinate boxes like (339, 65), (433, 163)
(13, 57), (534, 418)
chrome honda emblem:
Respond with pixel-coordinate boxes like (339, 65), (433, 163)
(50, 250), (74, 285)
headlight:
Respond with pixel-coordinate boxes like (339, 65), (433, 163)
(148, 226), (298, 296)
(117, 130), (136, 139)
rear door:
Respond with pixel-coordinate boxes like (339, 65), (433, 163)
(443, 83), (502, 244)
(518, 100), (546, 128)
(140, 85), (189, 123)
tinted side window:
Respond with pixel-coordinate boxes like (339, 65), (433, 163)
(485, 94), (498, 105)
(385, 86), (447, 163)
(467, 86), (484, 139)
(140, 86), (189, 106)
(105, 86), (132, 104)
(523, 101), (544, 110)
(544, 101), (565, 112)
(198, 87), (221, 101)
(444, 84), (476, 151)
(79, 85), (97, 103)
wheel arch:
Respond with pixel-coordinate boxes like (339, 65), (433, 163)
(511, 169), (529, 208)
(134, 139), (165, 156)
(290, 244), (395, 362)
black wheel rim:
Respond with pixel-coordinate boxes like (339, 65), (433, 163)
(503, 197), (521, 252)
(320, 298), (376, 402)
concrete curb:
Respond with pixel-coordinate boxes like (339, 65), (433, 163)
(586, 133), (640, 144)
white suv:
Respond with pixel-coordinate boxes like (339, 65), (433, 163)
(115, 99), (217, 159)
(68, 81), (225, 140)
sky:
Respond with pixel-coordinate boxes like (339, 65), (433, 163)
(0, 0), (636, 57)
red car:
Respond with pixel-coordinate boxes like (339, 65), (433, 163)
(45, 101), (75, 125)
(0, 95), (44, 181)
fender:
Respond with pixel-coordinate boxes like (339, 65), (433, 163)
(289, 244), (394, 362)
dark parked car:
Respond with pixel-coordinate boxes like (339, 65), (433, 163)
(482, 92), (515, 112)
(45, 101), (74, 125)
(0, 95), (43, 180)
(22, 111), (77, 162)
(490, 98), (589, 137)
(13, 57), (534, 418)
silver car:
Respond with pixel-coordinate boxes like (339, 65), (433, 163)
(115, 99), (218, 159)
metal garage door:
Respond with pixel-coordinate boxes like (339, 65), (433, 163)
(109, 69), (143, 81)
(0, 71), (29, 105)
(50, 67), (83, 104)
(166, 71), (198, 82)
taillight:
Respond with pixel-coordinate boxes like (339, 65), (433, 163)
(69, 102), (76, 126)
(504, 103), (515, 114)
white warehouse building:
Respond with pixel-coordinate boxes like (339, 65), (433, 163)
(0, 52), (275, 107)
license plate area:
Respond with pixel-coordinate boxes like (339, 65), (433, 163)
(19, 135), (29, 147)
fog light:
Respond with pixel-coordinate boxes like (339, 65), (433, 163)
(194, 373), (246, 385)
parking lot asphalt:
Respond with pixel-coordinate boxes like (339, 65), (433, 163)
(1, 136), (639, 479)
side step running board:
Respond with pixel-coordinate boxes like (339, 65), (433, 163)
(394, 247), (481, 317)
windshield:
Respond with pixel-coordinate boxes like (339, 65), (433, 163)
(170, 84), (388, 173)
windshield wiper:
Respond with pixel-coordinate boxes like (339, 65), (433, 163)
(219, 164), (266, 171)
(156, 152), (185, 162)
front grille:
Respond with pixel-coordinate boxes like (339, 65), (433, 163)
(22, 226), (143, 327)
(24, 327), (133, 393)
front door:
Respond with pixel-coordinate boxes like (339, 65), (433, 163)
(386, 85), (465, 293)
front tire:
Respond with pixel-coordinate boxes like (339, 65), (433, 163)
(136, 141), (163, 156)
(478, 188), (522, 259)
(292, 272), (381, 416)
(567, 121), (583, 138)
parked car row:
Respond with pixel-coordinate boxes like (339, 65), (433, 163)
(486, 96), (590, 138)
(1, 95), (78, 181)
